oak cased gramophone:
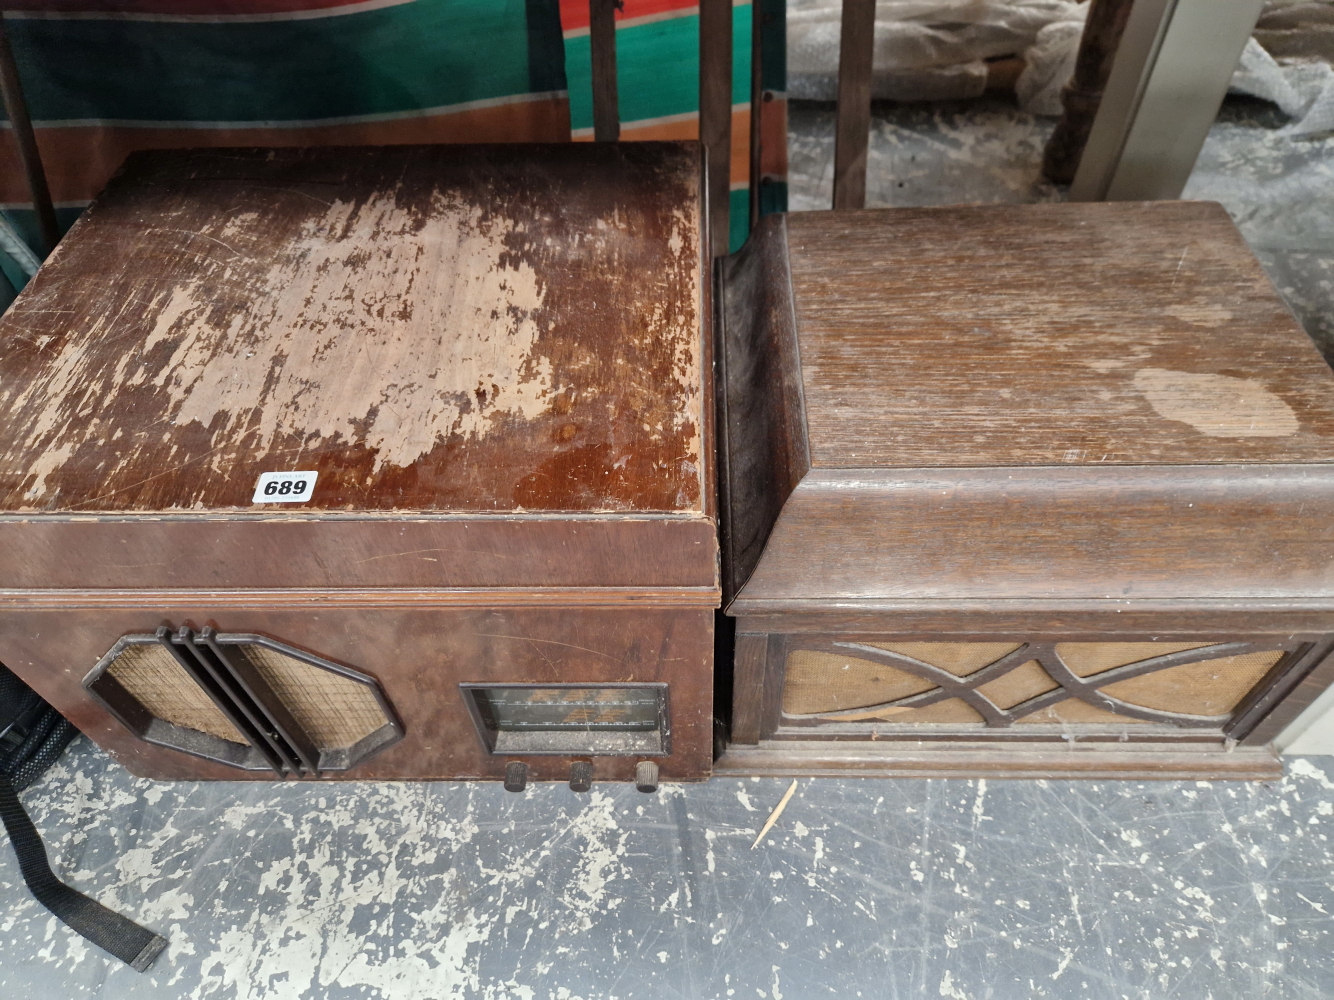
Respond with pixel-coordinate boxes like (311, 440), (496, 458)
(716, 202), (1334, 779)
(0, 143), (717, 787)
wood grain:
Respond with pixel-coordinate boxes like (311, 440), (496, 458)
(718, 200), (1334, 771)
(785, 203), (1334, 468)
(734, 465), (1334, 606)
(0, 144), (707, 514)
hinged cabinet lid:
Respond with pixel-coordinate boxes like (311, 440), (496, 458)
(0, 143), (716, 596)
(721, 203), (1334, 612)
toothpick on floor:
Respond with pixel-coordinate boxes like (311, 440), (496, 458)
(751, 779), (799, 849)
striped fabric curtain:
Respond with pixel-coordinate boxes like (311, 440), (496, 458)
(0, 0), (785, 299)
(0, 0), (569, 296)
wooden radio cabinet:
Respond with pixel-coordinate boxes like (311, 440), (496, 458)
(0, 143), (717, 787)
(716, 201), (1334, 779)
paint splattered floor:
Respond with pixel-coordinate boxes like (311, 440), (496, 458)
(2, 736), (1334, 998)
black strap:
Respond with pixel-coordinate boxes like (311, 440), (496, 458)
(0, 772), (167, 972)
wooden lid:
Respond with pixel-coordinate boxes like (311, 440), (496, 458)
(0, 144), (708, 516)
(786, 202), (1334, 468)
(721, 203), (1334, 615)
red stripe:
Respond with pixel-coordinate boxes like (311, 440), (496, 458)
(559, 0), (696, 33)
(2, 0), (376, 14)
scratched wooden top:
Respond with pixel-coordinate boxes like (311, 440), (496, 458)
(785, 202), (1334, 468)
(0, 144), (707, 514)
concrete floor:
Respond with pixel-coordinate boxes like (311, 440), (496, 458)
(3, 735), (1334, 999)
(5, 97), (1334, 998)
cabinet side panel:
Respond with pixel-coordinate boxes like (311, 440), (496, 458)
(719, 215), (810, 602)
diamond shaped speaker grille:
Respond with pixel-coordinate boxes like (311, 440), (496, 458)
(781, 640), (1297, 729)
(84, 627), (402, 775)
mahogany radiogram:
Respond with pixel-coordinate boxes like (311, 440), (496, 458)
(0, 142), (717, 788)
(715, 201), (1334, 780)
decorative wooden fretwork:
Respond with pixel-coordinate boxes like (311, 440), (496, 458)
(780, 640), (1301, 729)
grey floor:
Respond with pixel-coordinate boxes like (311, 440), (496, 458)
(4, 736), (1334, 999)
(5, 98), (1334, 998)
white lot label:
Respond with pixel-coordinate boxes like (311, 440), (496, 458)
(252, 470), (318, 503)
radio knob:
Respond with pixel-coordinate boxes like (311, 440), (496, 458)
(635, 761), (659, 793)
(569, 760), (593, 793)
(503, 761), (527, 793)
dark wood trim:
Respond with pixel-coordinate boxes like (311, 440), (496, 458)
(730, 604), (1334, 635)
(713, 742), (1283, 781)
(0, 17), (58, 254)
(698, 0), (732, 257)
(759, 632), (787, 740)
(589, 0), (620, 142)
(1041, 0), (1137, 184)
(0, 586), (722, 610)
(729, 632), (770, 744)
(718, 216), (810, 602)
(748, 0), (763, 230)
(766, 728), (1225, 745)
(0, 516), (720, 592)
(831, 0), (875, 211)
(1233, 639), (1334, 745)
(774, 635), (1303, 732)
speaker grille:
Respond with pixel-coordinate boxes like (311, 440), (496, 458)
(781, 639), (1296, 730)
(242, 644), (387, 750)
(85, 626), (403, 775)
(106, 643), (247, 744)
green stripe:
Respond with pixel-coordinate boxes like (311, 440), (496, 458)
(4, 0), (552, 123)
(566, 6), (752, 132)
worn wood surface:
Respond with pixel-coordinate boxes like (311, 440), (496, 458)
(831, 0), (875, 211)
(0, 144), (708, 515)
(0, 606), (714, 781)
(786, 202), (1334, 468)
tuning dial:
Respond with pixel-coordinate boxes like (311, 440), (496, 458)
(635, 761), (659, 793)
(569, 760), (593, 793)
(503, 761), (527, 793)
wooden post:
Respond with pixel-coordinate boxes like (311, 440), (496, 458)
(748, 0), (764, 231)
(0, 17), (58, 255)
(1040, 0), (1136, 185)
(831, 0), (875, 211)
(590, 0), (620, 142)
(699, 0), (732, 257)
